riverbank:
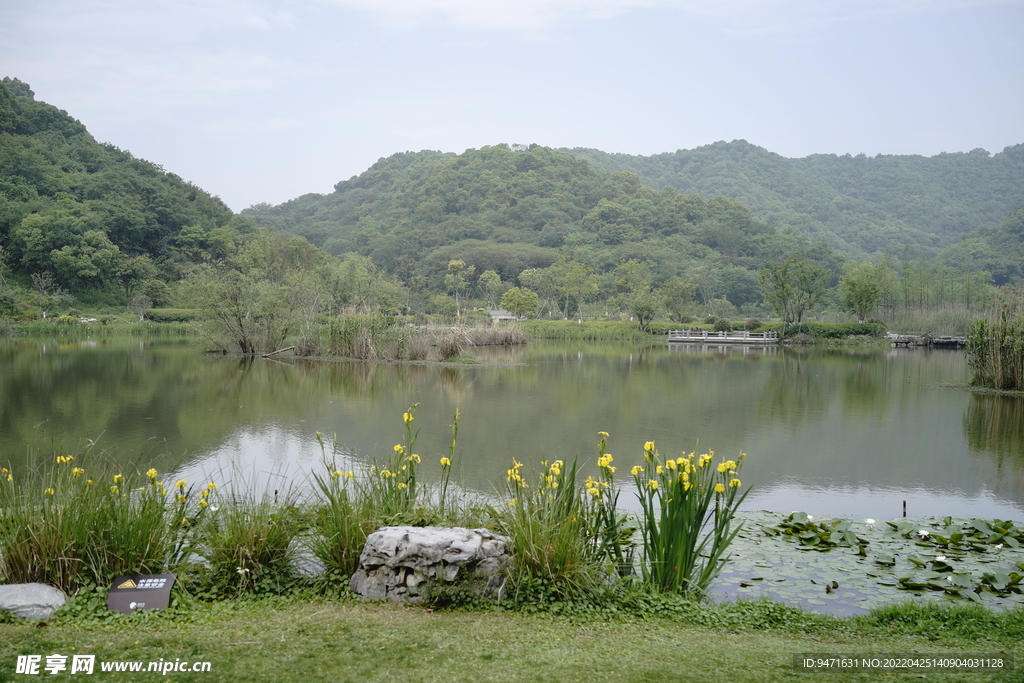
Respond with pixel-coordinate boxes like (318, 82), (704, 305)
(2, 593), (1021, 682)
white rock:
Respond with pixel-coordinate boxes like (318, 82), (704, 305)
(350, 526), (511, 603)
(0, 583), (67, 620)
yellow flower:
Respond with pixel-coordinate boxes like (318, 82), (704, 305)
(332, 470), (344, 478)
(146, 468), (158, 479)
(200, 489), (209, 499)
(56, 455), (73, 464)
(665, 459), (676, 470)
(347, 471), (355, 480)
(5, 474), (11, 482)
(198, 499), (209, 508)
(380, 469), (393, 478)
(113, 474), (124, 484)
(440, 457), (452, 467)
(206, 482), (217, 490)
(644, 441), (655, 452)
(631, 465), (643, 476)
(597, 453), (614, 469)
(508, 498), (517, 506)
(647, 479), (659, 491)
(729, 478), (742, 488)
(393, 444), (405, 454)
(44, 487), (55, 495)
(683, 481), (692, 491)
(403, 412), (414, 424)
(175, 478), (187, 489)
(714, 483), (725, 493)
(598, 431), (609, 438)
(407, 453), (421, 463)
(110, 485), (120, 494)
(397, 482), (408, 490)
(72, 467), (85, 477)
(717, 462), (728, 473)
(176, 495), (187, 503)
(86, 479), (93, 485)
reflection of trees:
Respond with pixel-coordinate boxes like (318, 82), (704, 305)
(756, 349), (825, 430)
(964, 395), (1024, 463)
(963, 395), (1024, 502)
(839, 353), (889, 418)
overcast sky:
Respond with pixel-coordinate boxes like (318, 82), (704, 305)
(2, 0), (1022, 211)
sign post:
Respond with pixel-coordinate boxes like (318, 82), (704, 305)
(106, 574), (176, 614)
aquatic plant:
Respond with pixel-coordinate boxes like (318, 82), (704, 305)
(630, 442), (750, 595)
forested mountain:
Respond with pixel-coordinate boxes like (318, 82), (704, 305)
(564, 141), (1024, 261)
(244, 143), (850, 308)
(0, 77), (253, 304)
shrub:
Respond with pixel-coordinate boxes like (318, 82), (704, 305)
(704, 315), (717, 324)
(744, 318), (762, 331)
(713, 318), (732, 332)
(145, 308), (197, 323)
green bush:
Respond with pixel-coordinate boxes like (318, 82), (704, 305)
(145, 308), (197, 323)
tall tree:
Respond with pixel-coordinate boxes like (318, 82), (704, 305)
(839, 260), (885, 322)
(759, 255), (829, 325)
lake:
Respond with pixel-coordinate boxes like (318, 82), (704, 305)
(2, 336), (1023, 522)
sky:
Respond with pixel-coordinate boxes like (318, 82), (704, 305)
(2, 0), (1022, 212)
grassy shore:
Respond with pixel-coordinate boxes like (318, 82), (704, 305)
(2, 595), (1021, 682)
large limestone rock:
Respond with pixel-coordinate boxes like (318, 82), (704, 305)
(0, 583), (67, 620)
(350, 526), (510, 602)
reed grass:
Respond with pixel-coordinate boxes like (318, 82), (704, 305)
(496, 457), (604, 600)
(966, 309), (1024, 391)
(0, 447), (215, 593)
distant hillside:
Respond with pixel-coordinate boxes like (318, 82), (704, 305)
(0, 77), (247, 299)
(244, 143), (850, 307)
(564, 140), (1024, 259)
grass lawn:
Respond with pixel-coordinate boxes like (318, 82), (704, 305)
(2, 597), (1021, 683)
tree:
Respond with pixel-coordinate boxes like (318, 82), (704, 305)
(128, 294), (152, 322)
(758, 255), (829, 325)
(444, 259), (475, 319)
(839, 260), (885, 322)
(614, 259), (658, 329)
(662, 276), (696, 323)
(478, 269), (502, 309)
(500, 287), (539, 319)
(554, 259), (597, 320)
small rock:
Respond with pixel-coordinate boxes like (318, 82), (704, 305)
(0, 583), (67, 620)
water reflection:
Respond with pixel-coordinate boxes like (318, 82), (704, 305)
(2, 338), (1023, 519)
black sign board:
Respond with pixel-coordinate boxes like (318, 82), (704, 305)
(106, 574), (176, 614)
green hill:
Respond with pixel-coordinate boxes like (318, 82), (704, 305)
(564, 140), (1024, 260)
(0, 77), (251, 303)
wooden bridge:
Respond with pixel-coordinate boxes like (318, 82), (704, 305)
(668, 330), (780, 345)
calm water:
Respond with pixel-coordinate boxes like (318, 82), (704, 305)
(2, 336), (1023, 520)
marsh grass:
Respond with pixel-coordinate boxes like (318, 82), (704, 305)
(201, 495), (302, 597)
(0, 447), (215, 592)
(496, 457), (604, 601)
(966, 309), (1024, 391)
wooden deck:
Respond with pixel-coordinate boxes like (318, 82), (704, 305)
(668, 330), (780, 345)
